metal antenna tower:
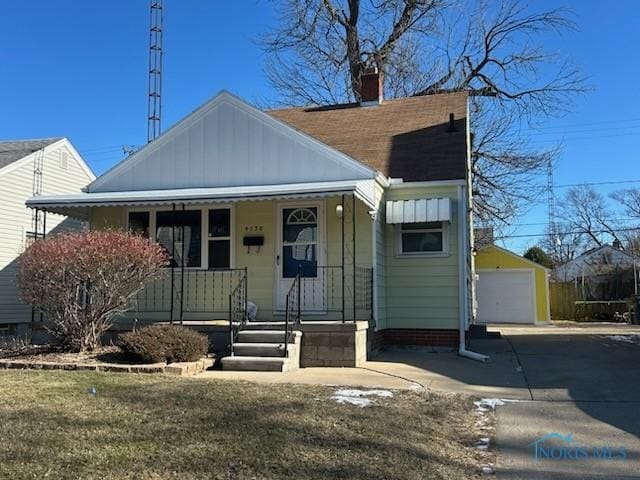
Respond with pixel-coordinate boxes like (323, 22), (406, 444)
(147, 0), (164, 143)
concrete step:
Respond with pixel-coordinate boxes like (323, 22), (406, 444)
(236, 330), (300, 343)
(221, 356), (287, 372)
(233, 342), (292, 357)
(242, 321), (288, 330)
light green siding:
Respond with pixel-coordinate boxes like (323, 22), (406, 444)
(383, 185), (460, 330)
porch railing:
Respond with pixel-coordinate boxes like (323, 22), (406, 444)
(134, 268), (247, 322)
(354, 266), (374, 321)
(284, 266), (302, 357)
(228, 270), (248, 356)
(294, 265), (373, 321)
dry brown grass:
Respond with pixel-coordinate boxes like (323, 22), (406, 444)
(0, 371), (485, 479)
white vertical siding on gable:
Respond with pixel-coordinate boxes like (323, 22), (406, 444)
(89, 94), (373, 193)
(0, 144), (93, 324)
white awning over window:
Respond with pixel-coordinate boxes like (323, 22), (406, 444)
(385, 198), (452, 224)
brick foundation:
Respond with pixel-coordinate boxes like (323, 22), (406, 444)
(369, 328), (459, 350)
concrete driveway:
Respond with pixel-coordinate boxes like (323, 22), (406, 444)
(472, 324), (640, 480)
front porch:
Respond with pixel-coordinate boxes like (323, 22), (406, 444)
(29, 185), (379, 370)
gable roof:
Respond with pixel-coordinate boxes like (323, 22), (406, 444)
(478, 244), (550, 271)
(268, 92), (468, 182)
(88, 91), (375, 193)
(0, 138), (62, 170)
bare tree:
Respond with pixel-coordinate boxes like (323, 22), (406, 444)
(541, 225), (586, 267)
(262, 0), (587, 223)
(611, 188), (640, 220)
(611, 188), (640, 257)
(557, 185), (622, 248)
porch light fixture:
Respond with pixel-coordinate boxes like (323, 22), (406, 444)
(335, 204), (343, 219)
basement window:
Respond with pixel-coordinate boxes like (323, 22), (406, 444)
(398, 221), (447, 255)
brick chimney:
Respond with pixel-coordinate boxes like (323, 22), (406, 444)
(360, 68), (383, 106)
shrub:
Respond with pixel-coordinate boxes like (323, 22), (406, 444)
(119, 325), (209, 363)
(17, 230), (168, 352)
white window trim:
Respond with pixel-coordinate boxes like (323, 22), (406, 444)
(395, 221), (450, 257)
(125, 204), (235, 270)
(207, 207), (234, 269)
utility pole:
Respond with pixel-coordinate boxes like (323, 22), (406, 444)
(147, 0), (164, 143)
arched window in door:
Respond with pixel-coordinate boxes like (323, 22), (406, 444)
(282, 207), (318, 278)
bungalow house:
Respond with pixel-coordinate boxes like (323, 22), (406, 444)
(27, 72), (481, 370)
(0, 138), (95, 335)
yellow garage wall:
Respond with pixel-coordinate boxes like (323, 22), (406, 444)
(475, 245), (550, 322)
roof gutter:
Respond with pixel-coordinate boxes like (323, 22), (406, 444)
(457, 184), (488, 362)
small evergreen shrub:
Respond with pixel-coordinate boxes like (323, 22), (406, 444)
(119, 325), (208, 363)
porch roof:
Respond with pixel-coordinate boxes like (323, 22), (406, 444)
(26, 179), (377, 219)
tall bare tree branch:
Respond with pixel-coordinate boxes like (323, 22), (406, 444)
(261, 0), (588, 223)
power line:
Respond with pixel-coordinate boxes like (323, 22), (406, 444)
(528, 117), (640, 130)
(495, 226), (640, 240)
(555, 179), (640, 189)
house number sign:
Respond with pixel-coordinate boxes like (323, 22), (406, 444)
(244, 225), (264, 233)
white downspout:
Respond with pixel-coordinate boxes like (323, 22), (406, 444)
(457, 185), (488, 362)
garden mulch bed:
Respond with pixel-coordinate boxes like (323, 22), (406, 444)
(0, 345), (213, 375)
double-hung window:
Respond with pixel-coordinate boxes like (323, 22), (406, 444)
(208, 209), (231, 269)
(399, 221), (446, 255)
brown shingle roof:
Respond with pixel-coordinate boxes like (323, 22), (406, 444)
(268, 92), (468, 182)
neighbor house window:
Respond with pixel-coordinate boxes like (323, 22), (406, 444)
(399, 221), (446, 254)
(156, 210), (202, 267)
(208, 208), (231, 269)
(128, 211), (150, 238)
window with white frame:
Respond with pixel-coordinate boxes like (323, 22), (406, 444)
(398, 221), (446, 255)
(126, 207), (232, 269)
(208, 209), (231, 269)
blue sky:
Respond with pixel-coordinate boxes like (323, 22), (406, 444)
(1, 1), (638, 253)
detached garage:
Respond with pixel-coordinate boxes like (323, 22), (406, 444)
(475, 245), (550, 324)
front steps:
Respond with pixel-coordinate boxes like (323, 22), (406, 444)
(221, 324), (301, 372)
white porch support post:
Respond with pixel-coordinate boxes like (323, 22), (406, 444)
(457, 185), (488, 362)
(371, 208), (378, 328)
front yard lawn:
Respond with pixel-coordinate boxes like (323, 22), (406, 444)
(0, 371), (483, 479)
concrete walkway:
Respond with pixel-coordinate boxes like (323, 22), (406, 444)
(196, 338), (531, 397)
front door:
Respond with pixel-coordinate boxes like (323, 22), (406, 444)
(276, 203), (325, 312)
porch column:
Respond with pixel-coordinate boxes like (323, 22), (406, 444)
(352, 193), (356, 323)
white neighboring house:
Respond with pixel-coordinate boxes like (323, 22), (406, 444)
(552, 244), (640, 282)
(0, 138), (95, 333)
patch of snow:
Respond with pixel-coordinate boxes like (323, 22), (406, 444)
(333, 396), (373, 407)
(334, 389), (394, 398)
(331, 389), (394, 407)
(474, 398), (519, 411)
(480, 465), (495, 475)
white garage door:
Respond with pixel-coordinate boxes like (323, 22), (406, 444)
(477, 270), (535, 324)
